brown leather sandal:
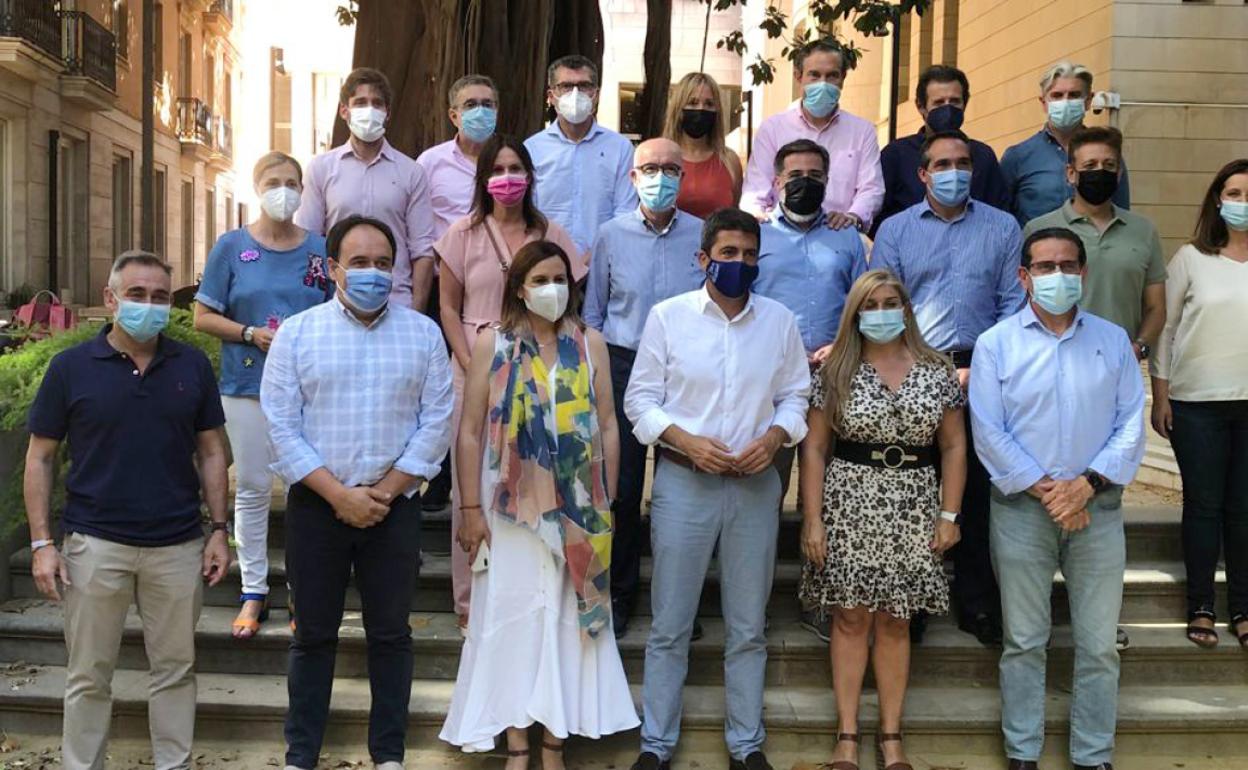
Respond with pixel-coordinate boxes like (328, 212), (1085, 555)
(817, 732), (861, 770)
(1231, 613), (1248, 650)
(875, 733), (914, 770)
(1186, 610), (1218, 648)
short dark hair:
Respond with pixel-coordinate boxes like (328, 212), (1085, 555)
(448, 74), (498, 107)
(1022, 227), (1087, 268)
(794, 38), (847, 76)
(547, 54), (599, 88)
(340, 67), (393, 108)
(1067, 125), (1123, 165)
(109, 250), (171, 291)
(773, 138), (829, 176)
(918, 129), (971, 168)
(916, 64), (970, 108)
(326, 215), (396, 261)
(700, 208), (761, 254)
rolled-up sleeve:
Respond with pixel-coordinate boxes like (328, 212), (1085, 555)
(406, 164), (436, 260)
(1089, 337), (1147, 485)
(969, 340), (1047, 495)
(741, 121), (780, 216)
(394, 333), (455, 481)
(848, 129), (884, 231)
(624, 309), (674, 446)
(260, 319), (325, 484)
(770, 317), (812, 446)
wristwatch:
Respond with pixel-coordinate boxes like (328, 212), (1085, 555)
(939, 510), (962, 525)
(1134, 339), (1151, 361)
(1083, 470), (1107, 495)
(209, 521), (229, 535)
(30, 539), (54, 553)
(241, 325), (255, 345)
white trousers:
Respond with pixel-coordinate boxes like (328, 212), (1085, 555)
(222, 395), (274, 597)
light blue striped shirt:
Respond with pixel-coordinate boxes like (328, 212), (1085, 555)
(260, 297), (454, 496)
(583, 208), (707, 351)
(755, 212), (868, 353)
(524, 121), (638, 255)
(969, 304), (1145, 496)
(872, 198), (1025, 352)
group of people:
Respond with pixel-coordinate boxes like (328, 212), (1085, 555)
(19, 36), (1248, 770)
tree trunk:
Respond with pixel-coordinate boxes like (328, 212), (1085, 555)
(637, 0), (672, 140)
(337, 0), (604, 158)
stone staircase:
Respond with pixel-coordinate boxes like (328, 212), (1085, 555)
(0, 491), (1245, 768)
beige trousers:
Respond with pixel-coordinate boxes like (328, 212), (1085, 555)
(61, 532), (204, 770)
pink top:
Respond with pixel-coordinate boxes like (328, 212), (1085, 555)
(434, 215), (587, 355)
(741, 105), (884, 230)
(415, 138), (478, 240)
(296, 139), (436, 306)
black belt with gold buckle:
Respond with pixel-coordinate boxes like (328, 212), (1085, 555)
(833, 440), (935, 470)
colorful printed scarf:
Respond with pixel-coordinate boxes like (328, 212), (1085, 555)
(485, 326), (613, 637)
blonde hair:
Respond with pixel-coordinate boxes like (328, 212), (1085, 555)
(663, 72), (730, 166)
(1039, 61), (1093, 95)
(252, 151), (302, 186)
(820, 270), (951, 432)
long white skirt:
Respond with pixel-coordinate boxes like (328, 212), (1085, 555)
(439, 511), (641, 751)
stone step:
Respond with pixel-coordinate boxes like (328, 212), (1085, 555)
(260, 501), (1189, 563)
(7, 548), (1223, 623)
(1, 600), (1243, 689)
(1, 665), (1245, 761)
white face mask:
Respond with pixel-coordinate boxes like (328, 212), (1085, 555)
(524, 283), (569, 323)
(348, 106), (387, 142)
(555, 88), (594, 125)
(260, 186), (301, 222)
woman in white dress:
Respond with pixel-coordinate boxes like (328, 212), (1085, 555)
(441, 240), (640, 768)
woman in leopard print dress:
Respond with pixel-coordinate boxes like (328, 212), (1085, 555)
(797, 270), (967, 770)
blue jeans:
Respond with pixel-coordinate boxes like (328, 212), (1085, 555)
(990, 488), (1125, 767)
(640, 459), (781, 761)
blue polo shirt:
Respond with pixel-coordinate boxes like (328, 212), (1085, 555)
(27, 326), (226, 547)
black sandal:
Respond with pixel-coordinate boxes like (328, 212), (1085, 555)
(875, 733), (914, 770)
(1230, 613), (1248, 650)
(506, 747), (530, 764)
(541, 740), (564, 753)
(825, 732), (861, 770)
(1186, 609), (1218, 648)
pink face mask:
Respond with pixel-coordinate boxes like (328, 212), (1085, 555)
(487, 174), (529, 207)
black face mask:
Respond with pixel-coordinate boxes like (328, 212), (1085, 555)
(782, 175), (826, 217)
(925, 103), (964, 133)
(1076, 169), (1119, 206)
(681, 108), (716, 139)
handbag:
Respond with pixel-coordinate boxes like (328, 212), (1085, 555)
(13, 290), (77, 338)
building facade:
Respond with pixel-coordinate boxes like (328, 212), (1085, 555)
(0, 0), (243, 301)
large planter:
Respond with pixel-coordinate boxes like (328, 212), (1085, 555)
(0, 428), (30, 602)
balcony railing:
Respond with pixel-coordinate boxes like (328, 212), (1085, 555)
(177, 97), (214, 149)
(208, 0), (233, 24)
(61, 10), (115, 91)
(0, 0), (63, 60)
(214, 116), (232, 160)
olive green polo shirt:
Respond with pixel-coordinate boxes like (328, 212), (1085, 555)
(1023, 201), (1167, 337)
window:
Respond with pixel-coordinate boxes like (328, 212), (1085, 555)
(58, 137), (90, 304)
(204, 186), (216, 265)
(618, 82), (643, 140)
(154, 166), (167, 260)
(112, 153), (133, 258)
(180, 179), (193, 282)
(113, 0), (130, 61)
(204, 52), (215, 106)
(153, 3), (164, 84)
(178, 32), (191, 97)
(271, 47), (293, 153)
(224, 192), (234, 231)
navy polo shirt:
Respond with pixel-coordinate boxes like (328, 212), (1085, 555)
(873, 130), (1012, 237)
(27, 325), (226, 547)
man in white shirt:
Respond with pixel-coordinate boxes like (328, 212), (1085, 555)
(624, 209), (811, 770)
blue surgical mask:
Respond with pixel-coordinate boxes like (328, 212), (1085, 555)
(858, 308), (906, 344)
(929, 169), (972, 207)
(637, 172), (680, 212)
(342, 267), (393, 313)
(705, 257), (759, 300)
(1220, 200), (1248, 232)
(115, 300), (170, 343)
(802, 82), (840, 119)
(459, 106), (497, 144)
(1031, 272), (1083, 315)
(1047, 98), (1085, 130)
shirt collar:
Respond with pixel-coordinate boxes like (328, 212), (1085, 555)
(332, 295), (390, 329)
(773, 208), (827, 232)
(337, 138), (394, 163)
(634, 206), (680, 236)
(1060, 199), (1124, 228)
(545, 119), (604, 144)
(1019, 301), (1086, 339)
(89, 323), (180, 359)
(916, 196), (974, 223)
(697, 283), (755, 324)
(791, 103), (840, 133)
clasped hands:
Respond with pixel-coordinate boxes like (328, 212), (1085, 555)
(1027, 475), (1094, 532)
(331, 485), (394, 528)
(678, 427), (785, 476)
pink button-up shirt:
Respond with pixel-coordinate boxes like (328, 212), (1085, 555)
(742, 105), (884, 230)
(415, 138), (478, 240)
(296, 139), (435, 306)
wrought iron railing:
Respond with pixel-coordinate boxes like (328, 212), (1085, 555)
(0, 0), (62, 60)
(215, 116), (232, 159)
(61, 10), (116, 91)
(177, 97), (214, 149)
(208, 0), (233, 24)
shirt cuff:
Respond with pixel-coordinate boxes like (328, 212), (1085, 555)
(393, 456), (442, 485)
(990, 463), (1047, 497)
(270, 450), (324, 487)
(770, 412), (808, 447)
(193, 291), (226, 313)
(632, 408), (675, 447)
(1088, 453), (1130, 487)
